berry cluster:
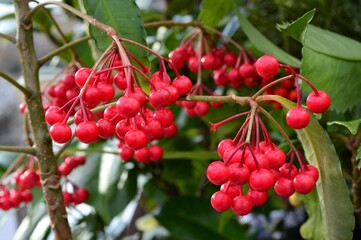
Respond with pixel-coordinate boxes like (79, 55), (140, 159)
(62, 186), (89, 206)
(58, 155), (86, 176)
(40, 38), (193, 163)
(207, 109), (319, 216)
(0, 187), (33, 210)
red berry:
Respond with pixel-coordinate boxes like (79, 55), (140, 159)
(119, 145), (134, 161)
(187, 56), (199, 73)
(201, 54), (218, 70)
(73, 188), (89, 204)
(244, 151), (269, 171)
(293, 173), (315, 194)
(239, 62), (255, 78)
(97, 119), (115, 139)
(217, 139), (236, 158)
(162, 123), (178, 138)
(279, 163), (298, 179)
(255, 55), (279, 79)
(153, 109), (174, 128)
(114, 72), (127, 90)
(149, 145), (163, 162)
(58, 162), (73, 176)
(45, 106), (66, 125)
(75, 121), (100, 144)
(265, 148), (286, 170)
(50, 123), (72, 143)
(301, 164), (319, 181)
(306, 90), (331, 113)
(206, 161), (230, 185)
(172, 75), (192, 95)
(286, 107), (310, 129)
(247, 190), (268, 207)
(97, 83), (115, 102)
(193, 101), (209, 116)
(223, 52), (237, 67)
(211, 191), (232, 212)
(116, 96), (141, 118)
(249, 169), (274, 192)
(74, 109), (95, 125)
(232, 195), (253, 216)
(124, 129), (147, 150)
(75, 68), (94, 87)
(21, 190), (33, 203)
(274, 177), (295, 197)
(229, 164), (250, 185)
(134, 147), (151, 163)
(220, 183), (240, 199)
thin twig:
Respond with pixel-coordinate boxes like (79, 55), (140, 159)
(0, 71), (30, 97)
(0, 32), (16, 44)
(0, 145), (36, 155)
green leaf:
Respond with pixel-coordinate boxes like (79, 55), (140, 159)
(328, 118), (361, 135)
(299, 191), (324, 240)
(305, 25), (361, 61)
(277, 9), (315, 43)
(82, 0), (148, 63)
(301, 46), (361, 112)
(199, 0), (232, 27)
(233, 3), (301, 67)
(274, 96), (355, 240)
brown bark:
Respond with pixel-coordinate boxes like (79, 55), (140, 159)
(13, 1), (72, 239)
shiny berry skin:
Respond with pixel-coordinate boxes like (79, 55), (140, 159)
(162, 123), (178, 138)
(49, 123), (72, 143)
(62, 191), (73, 206)
(75, 121), (100, 144)
(134, 147), (151, 163)
(301, 164), (319, 181)
(217, 139), (236, 158)
(119, 145), (134, 161)
(124, 129), (147, 150)
(75, 68), (93, 87)
(206, 161), (230, 185)
(306, 90), (331, 113)
(286, 107), (310, 129)
(232, 195), (253, 216)
(45, 106), (66, 125)
(265, 148), (286, 170)
(153, 109), (174, 127)
(279, 163), (298, 179)
(239, 62), (255, 78)
(247, 190), (268, 207)
(97, 119), (115, 139)
(172, 75), (192, 95)
(293, 173), (316, 194)
(193, 101), (209, 116)
(73, 188), (89, 204)
(211, 191), (232, 212)
(83, 86), (102, 106)
(249, 169), (274, 192)
(149, 145), (163, 162)
(223, 52), (237, 67)
(255, 55), (279, 79)
(274, 177), (295, 197)
(229, 164), (250, 185)
(116, 96), (140, 118)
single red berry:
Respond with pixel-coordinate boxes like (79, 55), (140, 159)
(220, 183), (240, 199)
(265, 148), (286, 170)
(274, 177), (295, 198)
(201, 54), (218, 70)
(116, 96), (141, 118)
(114, 72), (127, 90)
(293, 173), (315, 194)
(206, 161), (230, 185)
(210, 191), (232, 212)
(247, 190), (268, 207)
(134, 147), (151, 163)
(153, 109), (174, 128)
(73, 155), (86, 165)
(21, 190), (33, 203)
(104, 105), (123, 124)
(97, 83), (115, 102)
(97, 119), (115, 139)
(239, 62), (255, 78)
(223, 52), (237, 67)
(124, 129), (147, 150)
(279, 163), (298, 179)
(75, 121), (100, 144)
(255, 55), (279, 79)
(229, 163), (250, 185)
(73, 188), (89, 204)
(244, 151), (269, 171)
(162, 123), (178, 138)
(45, 106), (67, 126)
(172, 75), (192, 95)
(232, 195), (253, 216)
(119, 145), (134, 161)
(301, 164), (319, 181)
(49, 123), (72, 143)
(75, 68), (94, 87)
(286, 107), (310, 129)
(187, 56), (199, 73)
(74, 108), (95, 125)
(217, 139), (236, 158)
(227, 68), (242, 83)
(213, 70), (229, 86)
(149, 88), (172, 109)
(193, 101), (209, 116)
(149, 145), (163, 162)
(249, 169), (274, 192)
(58, 162), (73, 176)
(306, 90), (331, 113)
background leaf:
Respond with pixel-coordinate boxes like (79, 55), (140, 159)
(274, 96), (355, 240)
(82, 0), (148, 64)
(199, 0), (232, 27)
(328, 118), (361, 135)
(233, 4), (301, 67)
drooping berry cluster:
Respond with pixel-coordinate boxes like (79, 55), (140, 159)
(0, 186), (33, 210)
(62, 186), (89, 206)
(41, 38), (193, 163)
(207, 104), (319, 216)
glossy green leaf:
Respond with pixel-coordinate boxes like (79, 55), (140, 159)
(274, 96), (355, 240)
(277, 9), (315, 43)
(82, 0), (148, 63)
(199, 0), (232, 27)
(299, 191), (324, 240)
(233, 3), (301, 67)
(328, 118), (361, 135)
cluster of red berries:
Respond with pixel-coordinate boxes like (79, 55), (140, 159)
(207, 109), (319, 215)
(0, 187), (33, 210)
(58, 155), (86, 176)
(40, 40), (193, 163)
(62, 187), (89, 206)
